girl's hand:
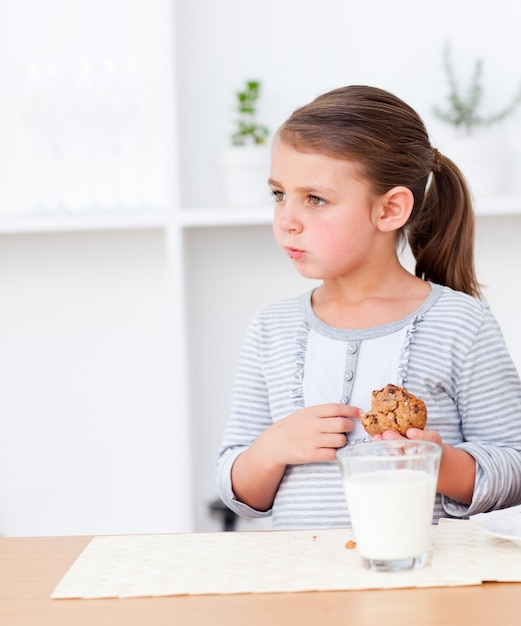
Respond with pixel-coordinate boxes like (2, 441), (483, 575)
(231, 403), (362, 512)
(372, 427), (442, 445)
(257, 403), (362, 467)
(372, 427), (475, 504)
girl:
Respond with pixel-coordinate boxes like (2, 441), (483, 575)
(216, 85), (521, 530)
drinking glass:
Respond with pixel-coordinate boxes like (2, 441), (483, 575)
(337, 440), (441, 572)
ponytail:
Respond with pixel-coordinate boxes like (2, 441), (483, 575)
(407, 152), (482, 299)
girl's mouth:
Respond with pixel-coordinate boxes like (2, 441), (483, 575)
(287, 247), (305, 260)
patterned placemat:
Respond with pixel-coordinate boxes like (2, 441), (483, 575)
(51, 516), (521, 599)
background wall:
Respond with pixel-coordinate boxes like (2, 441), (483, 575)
(0, 230), (186, 535)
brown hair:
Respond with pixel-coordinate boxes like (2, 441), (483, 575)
(278, 85), (481, 298)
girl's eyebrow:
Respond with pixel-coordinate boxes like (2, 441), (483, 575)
(268, 178), (336, 195)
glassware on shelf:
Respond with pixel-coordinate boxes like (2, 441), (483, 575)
(18, 56), (163, 217)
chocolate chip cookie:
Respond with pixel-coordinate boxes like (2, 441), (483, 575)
(361, 384), (427, 436)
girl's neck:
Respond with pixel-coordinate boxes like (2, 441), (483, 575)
(311, 270), (431, 330)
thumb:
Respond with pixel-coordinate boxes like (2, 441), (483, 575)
(406, 428), (425, 439)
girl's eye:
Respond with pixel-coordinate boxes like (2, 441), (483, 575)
(270, 190), (286, 202)
(309, 195), (326, 207)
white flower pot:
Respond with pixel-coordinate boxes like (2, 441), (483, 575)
(439, 128), (507, 198)
(218, 145), (271, 207)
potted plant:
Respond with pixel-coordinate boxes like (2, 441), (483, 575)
(218, 80), (272, 207)
(231, 80), (270, 146)
(433, 42), (521, 196)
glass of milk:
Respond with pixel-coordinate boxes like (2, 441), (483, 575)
(337, 440), (441, 572)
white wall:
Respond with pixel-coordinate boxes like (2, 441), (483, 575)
(174, 0), (521, 531)
(476, 215), (521, 359)
(0, 230), (189, 535)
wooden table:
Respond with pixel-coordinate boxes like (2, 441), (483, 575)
(1, 535), (520, 626)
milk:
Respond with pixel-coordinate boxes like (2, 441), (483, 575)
(343, 469), (437, 560)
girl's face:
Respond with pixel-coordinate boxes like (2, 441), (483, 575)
(270, 140), (386, 282)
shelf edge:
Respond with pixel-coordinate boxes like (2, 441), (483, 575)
(0, 211), (167, 234)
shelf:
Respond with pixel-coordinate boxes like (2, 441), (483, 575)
(1, 196), (520, 235)
(178, 205), (273, 228)
(0, 206), (274, 234)
(0, 210), (167, 234)
(474, 195), (521, 216)
(180, 197), (521, 224)
(178, 196), (521, 224)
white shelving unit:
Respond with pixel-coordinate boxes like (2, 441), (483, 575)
(178, 206), (274, 228)
(0, 194), (519, 236)
(0, 210), (166, 234)
(0, 0), (195, 538)
(474, 195), (521, 217)
(0, 206), (274, 234)
(1, 0), (520, 537)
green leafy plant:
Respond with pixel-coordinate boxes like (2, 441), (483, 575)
(231, 80), (270, 146)
(433, 42), (521, 135)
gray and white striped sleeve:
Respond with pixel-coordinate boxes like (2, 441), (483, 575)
(215, 312), (275, 519)
(442, 305), (521, 517)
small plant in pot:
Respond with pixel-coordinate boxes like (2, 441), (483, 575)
(433, 42), (521, 196)
(231, 80), (270, 146)
(433, 42), (521, 136)
(219, 80), (272, 207)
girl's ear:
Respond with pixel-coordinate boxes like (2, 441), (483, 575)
(375, 186), (414, 232)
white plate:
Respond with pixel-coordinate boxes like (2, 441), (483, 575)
(481, 506), (521, 547)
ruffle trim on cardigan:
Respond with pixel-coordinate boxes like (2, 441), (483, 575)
(397, 314), (425, 385)
(292, 319), (310, 410)
(292, 313), (425, 407)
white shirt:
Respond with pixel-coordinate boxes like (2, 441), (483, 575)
(304, 327), (408, 444)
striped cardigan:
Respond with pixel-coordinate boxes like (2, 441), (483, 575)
(216, 283), (521, 529)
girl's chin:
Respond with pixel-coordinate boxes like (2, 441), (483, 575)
(291, 265), (322, 280)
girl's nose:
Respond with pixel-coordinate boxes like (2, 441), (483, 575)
(276, 202), (303, 233)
